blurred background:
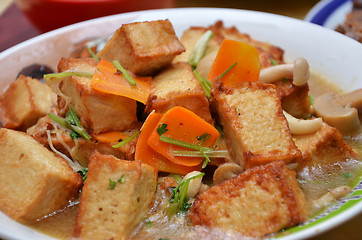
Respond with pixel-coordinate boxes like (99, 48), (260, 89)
(0, 0), (320, 52)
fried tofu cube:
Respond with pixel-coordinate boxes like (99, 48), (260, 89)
(0, 75), (56, 131)
(0, 128), (82, 222)
(145, 62), (213, 123)
(211, 80), (302, 169)
(172, 27), (221, 63)
(294, 122), (359, 168)
(189, 160), (307, 238)
(57, 57), (138, 135)
(97, 19), (185, 76)
(73, 151), (157, 240)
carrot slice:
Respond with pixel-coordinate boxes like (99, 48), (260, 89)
(91, 59), (151, 104)
(135, 112), (201, 175)
(147, 106), (219, 167)
(95, 131), (131, 143)
(208, 39), (261, 86)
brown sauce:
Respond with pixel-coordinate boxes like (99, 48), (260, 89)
(25, 72), (362, 239)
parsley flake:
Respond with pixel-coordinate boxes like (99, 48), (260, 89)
(157, 123), (168, 136)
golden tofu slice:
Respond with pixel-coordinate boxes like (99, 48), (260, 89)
(57, 57), (138, 135)
(73, 151), (157, 240)
(294, 122), (359, 167)
(211, 80), (302, 169)
(97, 19), (185, 76)
(189, 160), (307, 239)
(145, 62), (213, 123)
(0, 75), (56, 130)
(0, 128), (82, 222)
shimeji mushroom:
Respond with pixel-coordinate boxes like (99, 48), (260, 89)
(259, 58), (310, 86)
(283, 110), (323, 135)
(213, 162), (243, 185)
(183, 171), (204, 198)
(314, 89), (362, 133)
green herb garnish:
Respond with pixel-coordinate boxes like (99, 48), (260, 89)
(200, 150), (211, 169)
(44, 71), (93, 80)
(48, 109), (91, 141)
(173, 150), (228, 158)
(270, 58), (278, 66)
(157, 123), (168, 136)
(169, 172), (205, 214)
(112, 130), (140, 148)
(145, 219), (152, 227)
(193, 69), (211, 98)
(308, 94), (314, 105)
(219, 62), (237, 79)
(196, 133), (211, 145)
(87, 45), (100, 62)
(112, 60), (137, 86)
(108, 175), (126, 190)
(188, 30), (214, 68)
(342, 173), (353, 178)
(160, 136), (212, 152)
(77, 167), (88, 182)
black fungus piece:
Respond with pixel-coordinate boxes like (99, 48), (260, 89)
(17, 64), (54, 81)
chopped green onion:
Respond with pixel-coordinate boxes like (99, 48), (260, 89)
(188, 30), (214, 68)
(169, 172), (205, 214)
(200, 150), (211, 169)
(112, 130), (140, 148)
(159, 136), (212, 152)
(219, 62), (237, 79)
(145, 219), (152, 227)
(270, 58), (278, 66)
(173, 150), (229, 158)
(87, 45), (100, 62)
(108, 175), (126, 190)
(196, 133), (211, 145)
(44, 71), (93, 80)
(77, 168), (88, 182)
(342, 173), (352, 178)
(48, 112), (91, 141)
(308, 94), (314, 105)
(193, 70), (211, 98)
(112, 60), (137, 86)
(157, 123), (168, 136)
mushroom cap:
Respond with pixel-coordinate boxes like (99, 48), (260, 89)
(183, 171), (203, 198)
(335, 89), (362, 109)
(293, 58), (310, 86)
(314, 92), (360, 133)
(213, 162), (243, 185)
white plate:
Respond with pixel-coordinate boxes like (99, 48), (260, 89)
(305, 0), (353, 29)
(0, 7), (362, 240)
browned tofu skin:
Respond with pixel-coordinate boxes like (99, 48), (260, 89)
(294, 122), (359, 168)
(73, 151), (157, 240)
(0, 75), (55, 131)
(0, 128), (82, 223)
(57, 57), (138, 135)
(275, 79), (312, 119)
(97, 19), (185, 76)
(189, 160), (307, 238)
(145, 62), (213, 123)
(27, 116), (139, 166)
(211, 80), (302, 169)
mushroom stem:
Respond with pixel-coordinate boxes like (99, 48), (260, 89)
(183, 171), (203, 199)
(259, 58), (310, 86)
(283, 110), (323, 135)
(335, 89), (362, 109)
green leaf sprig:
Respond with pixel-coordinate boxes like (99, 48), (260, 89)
(188, 30), (214, 68)
(112, 60), (137, 86)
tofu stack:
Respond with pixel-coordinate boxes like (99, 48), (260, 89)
(211, 80), (302, 169)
